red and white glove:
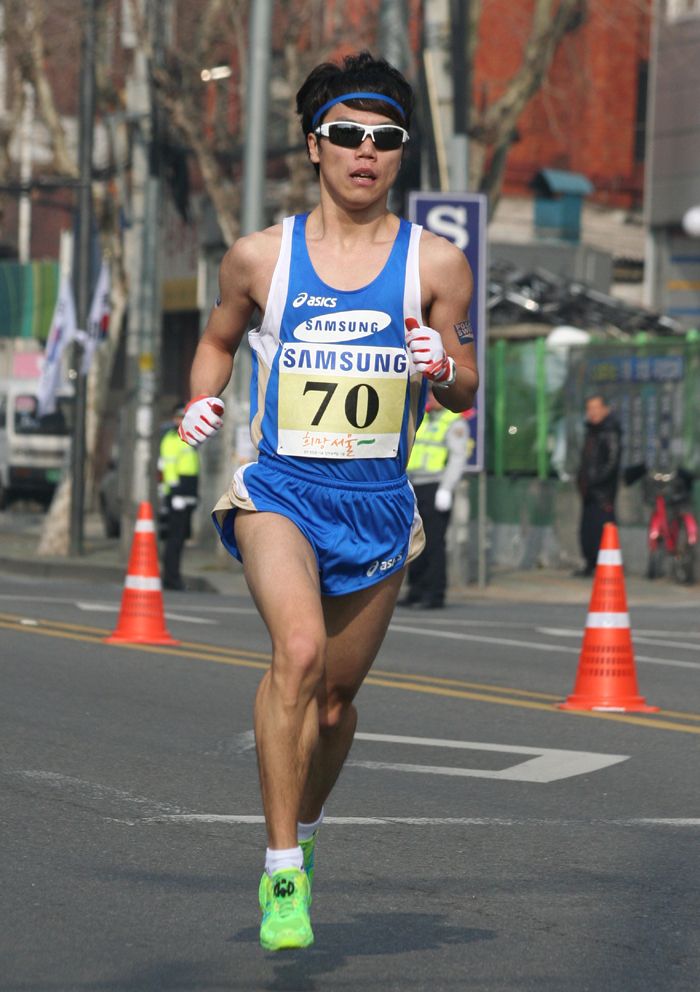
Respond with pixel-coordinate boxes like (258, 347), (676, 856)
(404, 318), (456, 386)
(178, 395), (225, 447)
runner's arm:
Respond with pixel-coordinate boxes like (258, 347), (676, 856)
(421, 235), (478, 413)
(189, 236), (260, 398)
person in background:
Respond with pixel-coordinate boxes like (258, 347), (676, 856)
(402, 395), (469, 608)
(160, 403), (199, 590)
(577, 394), (621, 577)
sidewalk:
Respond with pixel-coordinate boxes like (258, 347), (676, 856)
(2, 506), (700, 605)
(0, 507), (248, 596)
(449, 568), (700, 607)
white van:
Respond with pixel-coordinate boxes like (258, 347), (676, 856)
(0, 378), (74, 508)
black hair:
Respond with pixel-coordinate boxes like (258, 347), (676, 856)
(296, 51), (413, 176)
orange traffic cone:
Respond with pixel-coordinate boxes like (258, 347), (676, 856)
(558, 523), (658, 713)
(105, 502), (179, 646)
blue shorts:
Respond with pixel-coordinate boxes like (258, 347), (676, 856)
(212, 455), (424, 597)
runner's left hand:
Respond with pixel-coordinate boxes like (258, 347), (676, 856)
(405, 318), (456, 385)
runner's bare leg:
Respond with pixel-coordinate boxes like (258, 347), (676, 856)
(298, 569), (405, 823)
(235, 509), (405, 843)
(235, 510), (326, 851)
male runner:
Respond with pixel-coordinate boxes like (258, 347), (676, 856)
(179, 52), (478, 950)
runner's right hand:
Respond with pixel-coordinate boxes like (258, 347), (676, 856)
(178, 395), (225, 447)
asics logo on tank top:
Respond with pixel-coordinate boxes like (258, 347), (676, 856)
(292, 292), (338, 308)
(293, 309), (392, 343)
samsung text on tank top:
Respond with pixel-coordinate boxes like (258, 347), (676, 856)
(247, 213), (426, 484)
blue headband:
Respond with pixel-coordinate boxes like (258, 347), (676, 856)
(311, 92), (406, 130)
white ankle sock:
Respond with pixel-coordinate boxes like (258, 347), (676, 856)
(265, 845), (304, 877)
(297, 806), (324, 843)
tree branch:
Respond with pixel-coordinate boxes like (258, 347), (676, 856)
(11, 0), (78, 178)
(473, 0), (584, 146)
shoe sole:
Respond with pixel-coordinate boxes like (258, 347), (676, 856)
(261, 929), (314, 951)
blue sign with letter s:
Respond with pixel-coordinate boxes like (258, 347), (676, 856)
(407, 192), (487, 472)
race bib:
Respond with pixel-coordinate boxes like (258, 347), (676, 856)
(277, 343), (408, 458)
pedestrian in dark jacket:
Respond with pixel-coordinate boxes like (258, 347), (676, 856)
(577, 395), (621, 576)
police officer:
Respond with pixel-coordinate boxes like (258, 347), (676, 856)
(160, 403), (199, 590)
(402, 396), (469, 608)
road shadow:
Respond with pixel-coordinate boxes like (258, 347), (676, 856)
(230, 911), (496, 990)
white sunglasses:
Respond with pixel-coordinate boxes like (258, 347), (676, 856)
(314, 120), (409, 151)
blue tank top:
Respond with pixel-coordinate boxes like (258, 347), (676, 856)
(248, 212), (427, 484)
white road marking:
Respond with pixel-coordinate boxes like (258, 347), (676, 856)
(15, 770), (184, 815)
(388, 623), (700, 670)
(74, 602), (120, 611)
(394, 615), (533, 629)
(163, 612), (217, 625)
(0, 593), (256, 617)
(15, 768), (697, 827)
(350, 732), (627, 782)
(539, 626), (700, 651)
(144, 814), (700, 827)
(389, 623), (578, 653)
(73, 602), (217, 624)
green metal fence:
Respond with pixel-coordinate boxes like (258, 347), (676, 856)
(487, 336), (700, 479)
(487, 337), (565, 478)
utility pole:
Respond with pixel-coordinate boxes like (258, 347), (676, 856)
(69, 0), (96, 556)
(121, 0), (163, 551)
(450, 0), (470, 191)
(241, 0), (273, 235)
(379, 0), (411, 76)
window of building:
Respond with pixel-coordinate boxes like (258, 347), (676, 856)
(667, 0), (700, 23)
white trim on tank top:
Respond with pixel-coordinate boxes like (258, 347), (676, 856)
(403, 224), (423, 375)
(249, 216), (423, 369)
(248, 215), (295, 369)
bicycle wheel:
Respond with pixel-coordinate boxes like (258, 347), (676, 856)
(672, 518), (695, 585)
(647, 546), (664, 579)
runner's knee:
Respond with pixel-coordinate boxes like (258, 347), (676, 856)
(271, 629), (326, 702)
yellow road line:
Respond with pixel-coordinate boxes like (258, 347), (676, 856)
(0, 620), (268, 671)
(372, 668), (561, 700)
(657, 709), (700, 722)
(365, 676), (700, 734)
(3, 612), (700, 733)
(176, 639), (271, 660)
(0, 612), (110, 636)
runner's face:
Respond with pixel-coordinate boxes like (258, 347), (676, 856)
(308, 104), (404, 207)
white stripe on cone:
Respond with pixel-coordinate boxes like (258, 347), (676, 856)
(597, 549), (623, 566)
(586, 612), (630, 629)
(134, 519), (155, 533)
(125, 575), (161, 591)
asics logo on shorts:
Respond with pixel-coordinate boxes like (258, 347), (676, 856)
(293, 292), (338, 308)
(366, 553), (403, 576)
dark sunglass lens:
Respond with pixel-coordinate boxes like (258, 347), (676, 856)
(372, 127), (404, 151)
(328, 123), (364, 147)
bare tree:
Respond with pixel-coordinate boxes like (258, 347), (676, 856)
(4, 0), (78, 178)
(461, 0), (587, 212)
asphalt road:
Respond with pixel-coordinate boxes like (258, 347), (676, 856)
(1, 570), (699, 991)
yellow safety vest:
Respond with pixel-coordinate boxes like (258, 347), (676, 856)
(160, 429), (199, 494)
(407, 409), (463, 474)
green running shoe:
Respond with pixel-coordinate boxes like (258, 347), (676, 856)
(259, 869), (313, 951)
(299, 829), (318, 905)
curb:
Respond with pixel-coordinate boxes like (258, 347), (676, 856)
(0, 556), (218, 593)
